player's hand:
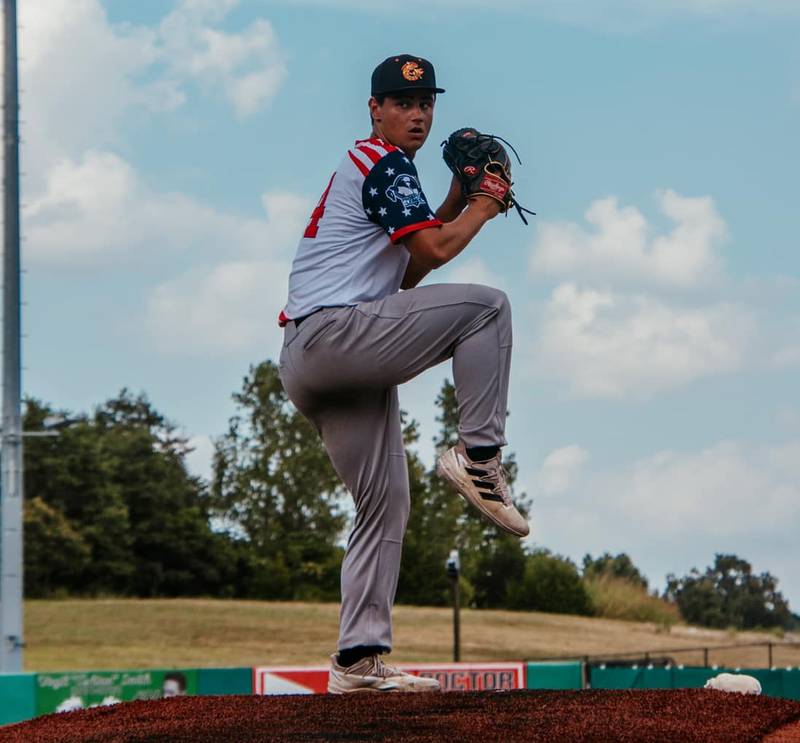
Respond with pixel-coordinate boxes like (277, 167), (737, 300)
(441, 127), (536, 224)
(468, 194), (503, 219)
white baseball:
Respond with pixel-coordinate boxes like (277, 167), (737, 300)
(704, 672), (762, 695)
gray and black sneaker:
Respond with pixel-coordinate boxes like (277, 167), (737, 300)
(437, 440), (530, 537)
(327, 654), (440, 694)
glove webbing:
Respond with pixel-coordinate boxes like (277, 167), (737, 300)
(455, 133), (537, 225)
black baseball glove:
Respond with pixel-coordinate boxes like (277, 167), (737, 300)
(441, 127), (535, 224)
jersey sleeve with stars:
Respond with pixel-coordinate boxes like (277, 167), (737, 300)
(361, 150), (442, 244)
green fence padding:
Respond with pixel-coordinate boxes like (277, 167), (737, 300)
(641, 667), (672, 689)
(672, 667), (716, 688)
(781, 669), (800, 701)
(0, 673), (36, 726)
(589, 666), (800, 700)
(590, 667), (640, 689)
(526, 662), (583, 690)
(197, 667), (252, 695)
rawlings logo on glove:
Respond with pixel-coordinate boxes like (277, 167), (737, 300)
(441, 127), (536, 224)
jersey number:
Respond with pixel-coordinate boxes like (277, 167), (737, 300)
(303, 173), (336, 239)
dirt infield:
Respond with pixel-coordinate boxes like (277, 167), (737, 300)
(2, 689), (800, 742)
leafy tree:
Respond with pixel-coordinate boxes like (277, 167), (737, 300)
(212, 361), (347, 600)
(23, 393), (235, 597)
(433, 381), (529, 609)
(665, 553), (793, 630)
(509, 549), (593, 615)
(583, 552), (648, 589)
(396, 403), (464, 607)
(397, 380), (529, 609)
(469, 531), (527, 609)
(24, 398), (135, 594)
(93, 390), (235, 597)
(24, 497), (91, 597)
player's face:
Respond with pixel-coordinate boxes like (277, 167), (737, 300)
(162, 680), (184, 697)
(370, 91), (435, 157)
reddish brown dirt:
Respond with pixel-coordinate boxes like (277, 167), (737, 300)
(763, 720), (800, 742)
(2, 689), (800, 743)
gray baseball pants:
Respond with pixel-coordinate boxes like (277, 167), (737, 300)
(278, 283), (512, 652)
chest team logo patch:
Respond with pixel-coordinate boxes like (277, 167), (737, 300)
(401, 61), (424, 81)
(386, 174), (426, 209)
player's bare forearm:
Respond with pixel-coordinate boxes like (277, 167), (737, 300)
(402, 179), (468, 287)
(435, 175), (468, 223)
(400, 254), (431, 289)
(403, 197), (500, 273)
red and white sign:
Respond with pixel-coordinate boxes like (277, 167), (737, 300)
(403, 662), (525, 692)
(253, 662), (525, 695)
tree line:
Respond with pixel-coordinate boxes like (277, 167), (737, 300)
(21, 361), (797, 631)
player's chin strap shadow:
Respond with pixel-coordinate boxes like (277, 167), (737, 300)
(486, 134), (536, 225)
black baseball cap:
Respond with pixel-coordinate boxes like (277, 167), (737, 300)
(371, 54), (445, 96)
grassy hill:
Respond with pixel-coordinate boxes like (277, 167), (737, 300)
(24, 599), (800, 671)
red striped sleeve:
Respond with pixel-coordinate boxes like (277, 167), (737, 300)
(356, 144), (384, 163)
(371, 137), (398, 152)
(390, 219), (442, 244)
(348, 151), (370, 177)
(355, 137), (399, 153)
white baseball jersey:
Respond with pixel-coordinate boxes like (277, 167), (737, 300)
(280, 137), (442, 325)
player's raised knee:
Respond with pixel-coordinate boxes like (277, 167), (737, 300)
(466, 283), (510, 313)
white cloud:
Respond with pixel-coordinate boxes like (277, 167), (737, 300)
(531, 283), (752, 398)
(146, 256), (290, 357)
(20, 143), (308, 357)
(144, 189), (309, 357)
(534, 439), (800, 605)
(17, 0), (286, 186)
(275, 0), (798, 10)
(258, 192), (315, 256)
(17, 1), (291, 276)
(268, 0), (800, 26)
(530, 191), (727, 290)
(665, 0), (799, 11)
(158, 3), (286, 118)
(23, 151), (295, 268)
(18, 0), (161, 184)
(534, 445), (589, 497)
(771, 345), (800, 369)
(776, 406), (800, 432)
(442, 257), (502, 287)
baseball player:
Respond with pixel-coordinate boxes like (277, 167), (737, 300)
(278, 54), (529, 694)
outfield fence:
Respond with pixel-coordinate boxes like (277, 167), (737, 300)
(530, 640), (800, 670)
(2, 656), (799, 727)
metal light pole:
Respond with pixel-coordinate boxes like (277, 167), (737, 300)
(446, 549), (460, 663)
(1, 0), (24, 672)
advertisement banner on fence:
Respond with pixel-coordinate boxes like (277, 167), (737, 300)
(36, 669), (198, 715)
(253, 662), (525, 695)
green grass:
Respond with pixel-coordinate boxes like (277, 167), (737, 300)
(585, 575), (681, 626)
(23, 599), (800, 672)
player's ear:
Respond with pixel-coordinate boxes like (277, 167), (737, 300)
(368, 96), (382, 123)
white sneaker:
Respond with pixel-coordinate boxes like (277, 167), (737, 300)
(437, 441), (530, 537)
(327, 654), (441, 694)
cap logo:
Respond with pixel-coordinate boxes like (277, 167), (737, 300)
(401, 61), (424, 82)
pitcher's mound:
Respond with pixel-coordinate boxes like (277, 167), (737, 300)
(2, 688), (800, 742)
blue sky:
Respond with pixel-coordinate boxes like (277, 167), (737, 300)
(15, 0), (800, 609)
